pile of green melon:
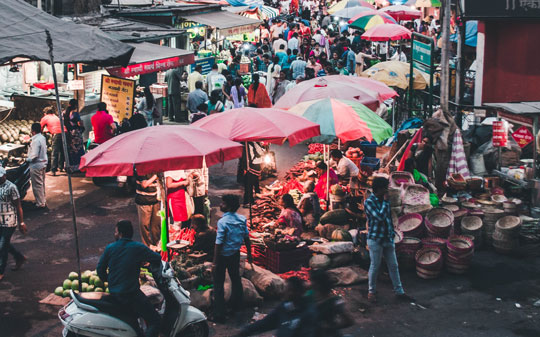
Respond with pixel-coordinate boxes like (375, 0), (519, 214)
(0, 120), (34, 145)
(54, 270), (109, 298)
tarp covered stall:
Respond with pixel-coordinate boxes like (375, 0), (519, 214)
(181, 10), (261, 37)
(0, 0), (134, 67)
(107, 42), (195, 78)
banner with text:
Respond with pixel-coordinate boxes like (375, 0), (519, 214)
(100, 75), (136, 122)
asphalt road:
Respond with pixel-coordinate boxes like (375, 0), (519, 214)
(1, 144), (540, 337)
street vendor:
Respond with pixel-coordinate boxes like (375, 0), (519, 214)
(314, 161), (338, 201)
(330, 149), (360, 192)
(190, 214), (215, 260)
(165, 170), (192, 229)
(277, 193), (304, 236)
(297, 181), (321, 228)
(404, 136), (434, 179)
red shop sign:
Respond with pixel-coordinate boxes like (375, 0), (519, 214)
(492, 121), (507, 147)
(107, 55), (195, 78)
(512, 126), (534, 148)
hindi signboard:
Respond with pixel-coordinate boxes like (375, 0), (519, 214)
(512, 126), (534, 148)
(492, 121), (508, 147)
(464, 0), (540, 19)
(100, 75), (135, 123)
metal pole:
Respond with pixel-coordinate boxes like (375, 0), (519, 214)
(408, 34), (415, 115)
(245, 142), (253, 225)
(46, 30), (82, 292)
(440, 0), (451, 113)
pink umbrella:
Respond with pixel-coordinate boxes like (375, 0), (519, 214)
(79, 125), (243, 177)
(362, 24), (412, 41)
(323, 75), (398, 101)
(274, 76), (397, 110)
(380, 5), (422, 21)
(192, 107), (321, 146)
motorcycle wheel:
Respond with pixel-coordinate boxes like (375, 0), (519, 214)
(178, 321), (209, 337)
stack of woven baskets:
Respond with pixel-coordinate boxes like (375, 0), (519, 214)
(483, 208), (505, 247)
(396, 237), (422, 271)
(397, 213), (424, 237)
(461, 216), (484, 249)
(425, 208), (454, 238)
(446, 236), (475, 274)
(415, 247), (444, 279)
(493, 216), (521, 254)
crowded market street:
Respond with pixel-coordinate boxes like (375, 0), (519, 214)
(1, 0), (540, 337)
(1, 145), (539, 337)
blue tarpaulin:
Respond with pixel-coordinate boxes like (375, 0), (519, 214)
(226, 0), (263, 7)
(450, 21), (478, 47)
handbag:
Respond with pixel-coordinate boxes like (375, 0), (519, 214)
(185, 190), (195, 219)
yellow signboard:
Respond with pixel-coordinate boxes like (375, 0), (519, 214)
(100, 75), (135, 122)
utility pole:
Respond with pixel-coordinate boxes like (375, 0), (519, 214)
(440, 0), (451, 113)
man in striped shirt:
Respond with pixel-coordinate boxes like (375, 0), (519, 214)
(364, 177), (413, 303)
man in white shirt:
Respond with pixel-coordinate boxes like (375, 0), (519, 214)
(272, 34), (287, 53)
(187, 65), (204, 93)
(205, 64), (226, 93)
(288, 32), (299, 52)
(27, 123), (48, 209)
(330, 149), (360, 192)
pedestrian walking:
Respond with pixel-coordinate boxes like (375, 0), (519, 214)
(134, 173), (161, 248)
(364, 177), (413, 303)
(40, 106), (65, 175)
(27, 123), (48, 209)
(0, 167), (26, 282)
(212, 194), (252, 323)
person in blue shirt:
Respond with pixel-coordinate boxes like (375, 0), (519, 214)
(364, 178), (413, 304)
(276, 45), (288, 68)
(212, 194), (253, 322)
(97, 220), (162, 337)
(341, 40), (356, 75)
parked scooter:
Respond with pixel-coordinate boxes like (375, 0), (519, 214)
(58, 261), (208, 337)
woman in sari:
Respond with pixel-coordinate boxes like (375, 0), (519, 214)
(165, 170), (192, 230)
(247, 73), (272, 108)
(314, 161), (338, 201)
(277, 193), (303, 236)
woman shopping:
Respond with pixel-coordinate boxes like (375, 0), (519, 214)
(165, 170), (193, 231)
(63, 99), (85, 171)
(247, 73), (272, 108)
(136, 87), (156, 126)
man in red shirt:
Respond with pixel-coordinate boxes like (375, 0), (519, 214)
(40, 106), (64, 175)
(91, 102), (116, 145)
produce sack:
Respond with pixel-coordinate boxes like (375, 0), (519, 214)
(243, 263), (286, 298)
(224, 277), (263, 305)
(326, 266), (368, 286)
(320, 209), (350, 225)
(315, 223), (339, 240)
(309, 241), (354, 255)
(309, 254), (331, 270)
(329, 253), (353, 268)
(190, 289), (212, 311)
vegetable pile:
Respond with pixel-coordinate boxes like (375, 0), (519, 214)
(345, 147), (363, 159)
(308, 143), (325, 154)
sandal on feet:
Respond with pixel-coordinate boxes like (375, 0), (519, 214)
(11, 256), (27, 271)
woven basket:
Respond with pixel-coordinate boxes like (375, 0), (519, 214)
(469, 209), (484, 219)
(399, 237), (422, 252)
(425, 208), (454, 237)
(394, 230), (403, 246)
(421, 237), (447, 255)
(415, 247), (443, 279)
(491, 194), (508, 204)
(461, 216), (483, 232)
(447, 235), (475, 255)
(403, 184), (430, 206)
(448, 174), (467, 190)
(441, 196), (458, 205)
(495, 216), (521, 231)
(443, 204), (460, 212)
(403, 204), (433, 216)
(462, 201), (480, 210)
(467, 177), (483, 190)
(388, 187), (402, 207)
(390, 171), (414, 188)
(397, 213), (424, 237)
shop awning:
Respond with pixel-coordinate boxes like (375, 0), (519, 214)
(107, 42), (195, 78)
(181, 10), (261, 36)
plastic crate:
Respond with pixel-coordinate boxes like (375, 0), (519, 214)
(360, 141), (378, 157)
(265, 247), (311, 274)
(360, 156), (380, 171)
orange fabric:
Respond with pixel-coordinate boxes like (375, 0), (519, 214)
(247, 83), (272, 108)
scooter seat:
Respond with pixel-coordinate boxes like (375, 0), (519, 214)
(72, 292), (141, 334)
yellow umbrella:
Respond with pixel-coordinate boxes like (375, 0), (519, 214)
(361, 61), (428, 90)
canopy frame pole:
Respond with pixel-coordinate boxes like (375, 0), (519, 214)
(46, 30), (82, 291)
(326, 144), (330, 210)
(245, 142), (253, 226)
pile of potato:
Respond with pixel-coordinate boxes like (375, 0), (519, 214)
(0, 120), (34, 145)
